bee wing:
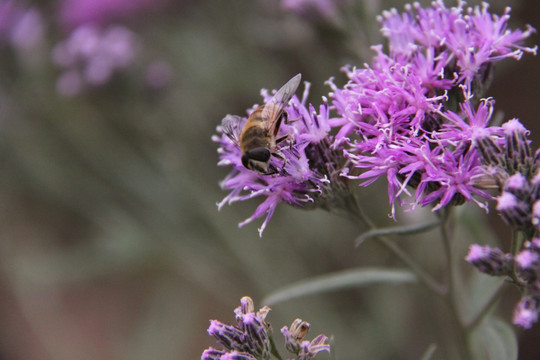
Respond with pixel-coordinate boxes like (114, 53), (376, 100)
(220, 114), (244, 145)
(262, 73), (301, 134)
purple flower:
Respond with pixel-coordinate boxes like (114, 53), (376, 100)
(215, 79), (347, 236)
(513, 296), (539, 329)
(516, 249), (540, 283)
(329, 1), (535, 217)
(203, 297), (271, 360)
(465, 244), (512, 276)
(0, 1), (44, 51)
(378, 1), (536, 94)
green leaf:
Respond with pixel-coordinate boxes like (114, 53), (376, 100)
(262, 267), (416, 305)
(471, 317), (518, 360)
(354, 220), (441, 247)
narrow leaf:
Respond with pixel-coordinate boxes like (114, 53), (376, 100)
(355, 220), (441, 247)
(263, 268), (416, 305)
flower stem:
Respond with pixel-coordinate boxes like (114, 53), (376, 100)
(269, 334), (284, 360)
(439, 209), (472, 360)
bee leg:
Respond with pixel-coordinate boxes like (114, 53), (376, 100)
(271, 150), (290, 173)
(264, 164), (280, 175)
(283, 111), (300, 124)
(276, 134), (300, 159)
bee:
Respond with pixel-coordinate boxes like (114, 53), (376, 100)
(221, 73), (302, 174)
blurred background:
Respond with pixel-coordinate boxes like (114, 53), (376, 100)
(0, 0), (538, 359)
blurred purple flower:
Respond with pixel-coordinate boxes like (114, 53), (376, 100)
(52, 24), (139, 96)
(513, 296), (539, 329)
(0, 0), (44, 51)
(58, 0), (169, 29)
(214, 80), (347, 236)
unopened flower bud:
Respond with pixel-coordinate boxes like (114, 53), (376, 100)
(513, 296), (539, 329)
(465, 244), (513, 276)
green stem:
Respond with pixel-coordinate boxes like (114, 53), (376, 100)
(439, 209), (472, 360)
(269, 334), (284, 360)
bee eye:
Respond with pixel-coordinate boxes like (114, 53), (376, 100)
(246, 147), (271, 162)
(241, 154), (250, 169)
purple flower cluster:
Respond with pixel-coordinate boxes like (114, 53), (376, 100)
(52, 24), (138, 96)
(466, 240), (540, 329)
(216, 1), (536, 236)
(0, 0), (44, 51)
(214, 81), (347, 236)
(329, 1), (536, 217)
(201, 297), (330, 360)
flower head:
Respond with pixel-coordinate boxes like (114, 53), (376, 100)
(215, 78), (348, 236)
(329, 1), (535, 217)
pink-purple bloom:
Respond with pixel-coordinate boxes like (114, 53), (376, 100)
(216, 1), (536, 234)
(214, 81), (347, 236)
(328, 1), (535, 217)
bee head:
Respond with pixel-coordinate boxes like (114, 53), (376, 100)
(242, 147), (271, 173)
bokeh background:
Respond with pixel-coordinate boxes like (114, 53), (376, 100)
(0, 0), (539, 359)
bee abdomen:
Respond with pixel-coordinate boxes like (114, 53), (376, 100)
(248, 106), (265, 123)
(240, 126), (270, 152)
